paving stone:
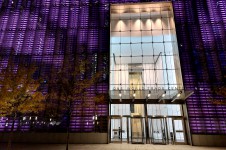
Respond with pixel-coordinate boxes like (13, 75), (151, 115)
(1, 143), (226, 150)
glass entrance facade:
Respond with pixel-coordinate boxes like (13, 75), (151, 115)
(109, 2), (193, 103)
(109, 2), (188, 144)
(110, 2), (183, 93)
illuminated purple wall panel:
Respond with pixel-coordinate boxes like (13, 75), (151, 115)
(0, 0), (226, 134)
(173, 0), (226, 134)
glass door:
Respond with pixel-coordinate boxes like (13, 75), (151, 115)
(131, 116), (145, 144)
(122, 115), (130, 143)
(149, 117), (167, 144)
(172, 118), (186, 144)
(110, 115), (122, 143)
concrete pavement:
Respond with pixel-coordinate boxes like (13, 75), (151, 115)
(1, 143), (226, 150)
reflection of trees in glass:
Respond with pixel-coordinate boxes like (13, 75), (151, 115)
(210, 86), (226, 105)
(210, 73), (226, 105)
(0, 61), (45, 150)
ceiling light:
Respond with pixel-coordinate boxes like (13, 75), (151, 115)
(119, 93), (122, 97)
(162, 91), (166, 97)
(148, 93), (151, 97)
(133, 92), (136, 97)
(119, 91), (122, 102)
(171, 91), (182, 103)
(147, 91), (151, 98)
(132, 91), (136, 102)
(177, 91), (182, 97)
(158, 91), (166, 102)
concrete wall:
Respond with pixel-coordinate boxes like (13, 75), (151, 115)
(0, 133), (108, 144)
(2, 132), (226, 146)
(192, 134), (226, 146)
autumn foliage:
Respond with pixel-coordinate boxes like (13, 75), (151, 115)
(0, 62), (45, 117)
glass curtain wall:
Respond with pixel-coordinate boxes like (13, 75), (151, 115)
(109, 2), (186, 144)
(110, 2), (183, 99)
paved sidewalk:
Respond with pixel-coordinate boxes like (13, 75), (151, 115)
(1, 143), (226, 150)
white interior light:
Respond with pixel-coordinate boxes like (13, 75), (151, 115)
(158, 91), (166, 102)
(177, 93), (181, 97)
(177, 91), (182, 97)
(133, 93), (136, 97)
(147, 90), (151, 98)
(148, 93), (151, 97)
(162, 91), (166, 97)
(171, 91), (182, 102)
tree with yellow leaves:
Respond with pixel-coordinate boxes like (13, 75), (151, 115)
(0, 61), (46, 150)
(47, 58), (103, 150)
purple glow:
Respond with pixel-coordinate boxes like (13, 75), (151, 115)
(0, 0), (225, 134)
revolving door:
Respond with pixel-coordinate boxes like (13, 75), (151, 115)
(109, 104), (188, 145)
(148, 116), (187, 145)
(149, 116), (167, 144)
(131, 116), (145, 144)
(110, 115), (122, 143)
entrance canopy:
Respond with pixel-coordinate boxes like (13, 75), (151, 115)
(109, 89), (193, 104)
